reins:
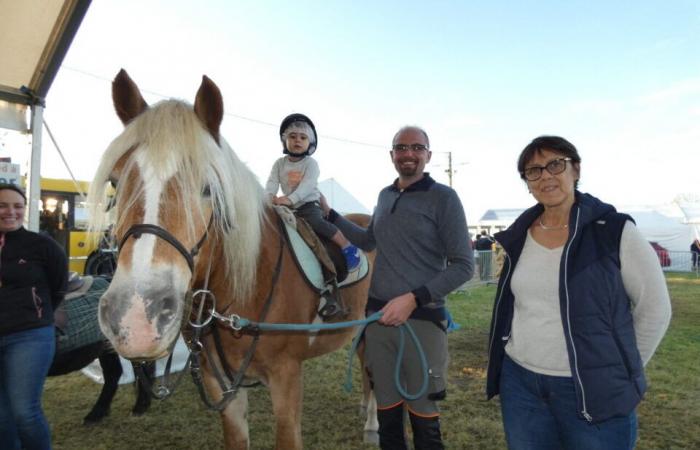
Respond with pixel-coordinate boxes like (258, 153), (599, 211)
(128, 212), (430, 408)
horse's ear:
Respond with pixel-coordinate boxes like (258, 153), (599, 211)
(194, 75), (223, 144)
(112, 69), (148, 125)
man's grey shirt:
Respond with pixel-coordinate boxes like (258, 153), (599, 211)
(333, 174), (473, 315)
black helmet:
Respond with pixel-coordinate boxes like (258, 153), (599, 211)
(279, 113), (317, 157)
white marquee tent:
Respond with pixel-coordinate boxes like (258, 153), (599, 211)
(0, 0), (91, 229)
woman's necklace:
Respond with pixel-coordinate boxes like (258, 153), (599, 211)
(538, 218), (568, 230)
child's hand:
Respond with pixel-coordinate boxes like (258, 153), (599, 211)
(273, 196), (293, 206)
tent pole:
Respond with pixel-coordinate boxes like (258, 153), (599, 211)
(26, 104), (43, 232)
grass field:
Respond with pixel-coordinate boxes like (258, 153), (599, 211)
(44, 274), (699, 449)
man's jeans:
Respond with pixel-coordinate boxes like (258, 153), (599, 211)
(0, 325), (55, 450)
(499, 355), (637, 450)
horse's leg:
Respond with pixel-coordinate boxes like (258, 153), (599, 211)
(268, 360), (303, 450)
(221, 388), (250, 450)
(131, 361), (153, 416)
(83, 350), (122, 425)
(200, 364), (251, 449)
(358, 340), (379, 445)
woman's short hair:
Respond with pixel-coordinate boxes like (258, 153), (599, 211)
(0, 184), (27, 204)
(517, 136), (581, 188)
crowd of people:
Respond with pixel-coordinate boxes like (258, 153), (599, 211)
(0, 115), (677, 449)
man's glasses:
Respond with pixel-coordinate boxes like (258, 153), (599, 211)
(522, 157), (572, 181)
(392, 143), (429, 153)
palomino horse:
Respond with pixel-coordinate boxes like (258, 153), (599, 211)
(88, 69), (377, 449)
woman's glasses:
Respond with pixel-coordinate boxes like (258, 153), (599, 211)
(522, 157), (572, 181)
(392, 143), (429, 153)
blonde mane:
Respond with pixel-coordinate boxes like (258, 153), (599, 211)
(88, 100), (265, 301)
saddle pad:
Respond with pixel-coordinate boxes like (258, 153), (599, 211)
(55, 276), (110, 355)
(283, 221), (369, 292)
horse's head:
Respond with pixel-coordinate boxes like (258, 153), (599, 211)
(89, 70), (264, 360)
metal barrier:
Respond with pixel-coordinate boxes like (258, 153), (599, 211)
(654, 250), (700, 274)
(457, 250), (500, 291)
(458, 249), (700, 293)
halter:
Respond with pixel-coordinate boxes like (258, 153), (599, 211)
(121, 214), (215, 400)
(118, 216), (213, 273)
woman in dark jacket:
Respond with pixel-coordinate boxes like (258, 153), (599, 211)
(0, 184), (68, 450)
(486, 137), (671, 450)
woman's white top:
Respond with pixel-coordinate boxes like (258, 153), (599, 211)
(505, 221), (672, 376)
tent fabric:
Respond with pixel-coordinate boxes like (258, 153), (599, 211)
(318, 178), (370, 214)
(620, 209), (692, 253)
(0, 0), (91, 109)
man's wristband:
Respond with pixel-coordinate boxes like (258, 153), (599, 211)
(411, 286), (431, 307)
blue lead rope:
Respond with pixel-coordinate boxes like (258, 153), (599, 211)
(235, 311), (429, 401)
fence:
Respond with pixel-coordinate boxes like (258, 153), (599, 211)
(458, 248), (699, 293)
(458, 250), (500, 291)
(654, 250), (700, 275)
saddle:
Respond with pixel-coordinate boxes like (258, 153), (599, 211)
(54, 273), (111, 355)
(274, 206), (369, 319)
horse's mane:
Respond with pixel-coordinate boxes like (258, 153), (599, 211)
(88, 100), (265, 301)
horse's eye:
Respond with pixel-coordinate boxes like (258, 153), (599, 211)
(202, 185), (211, 197)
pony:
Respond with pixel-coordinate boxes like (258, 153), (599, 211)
(48, 339), (153, 425)
(49, 274), (154, 425)
(88, 69), (377, 449)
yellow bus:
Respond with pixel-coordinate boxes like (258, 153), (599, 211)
(34, 177), (113, 274)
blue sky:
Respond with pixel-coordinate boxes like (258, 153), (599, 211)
(2, 0), (698, 222)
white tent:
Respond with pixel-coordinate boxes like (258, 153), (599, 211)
(678, 201), (700, 242)
(0, 0), (91, 230)
(620, 208), (692, 252)
(318, 177), (370, 214)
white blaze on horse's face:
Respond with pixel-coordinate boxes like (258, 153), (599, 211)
(99, 153), (191, 360)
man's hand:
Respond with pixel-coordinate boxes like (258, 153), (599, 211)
(273, 196), (292, 206)
(379, 292), (417, 326)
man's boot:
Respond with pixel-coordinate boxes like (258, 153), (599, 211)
(377, 404), (408, 450)
(409, 412), (444, 450)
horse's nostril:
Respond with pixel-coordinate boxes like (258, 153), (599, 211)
(155, 297), (180, 335)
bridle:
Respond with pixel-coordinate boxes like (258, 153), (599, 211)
(118, 216), (213, 273)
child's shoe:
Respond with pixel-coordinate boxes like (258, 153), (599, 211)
(342, 244), (361, 272)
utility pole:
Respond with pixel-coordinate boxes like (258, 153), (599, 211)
(445, 151), (453, 187)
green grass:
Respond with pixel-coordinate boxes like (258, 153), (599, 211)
(45, 276), (699, 449)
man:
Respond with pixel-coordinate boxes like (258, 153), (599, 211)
(324, 126), (474, 449)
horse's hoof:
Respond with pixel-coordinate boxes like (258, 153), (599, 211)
(363, 430), (379, 446)
(131, 406), (149, 416)
(83, 409), (109, 426)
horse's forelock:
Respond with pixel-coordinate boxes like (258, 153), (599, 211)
(88, 99), (265, 302)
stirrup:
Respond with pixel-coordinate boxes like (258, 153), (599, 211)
(318, 296), (347, 320)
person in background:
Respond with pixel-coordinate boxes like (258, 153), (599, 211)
(323, 125), (474, 449)
(265, 113), (361, 318)
(475, 230), (495, 280)
(0, 184), (68, 450)
(486, 136), (672, 449)
(690, 238), (700, 270)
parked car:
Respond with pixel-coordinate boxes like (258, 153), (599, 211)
(649, 241), (671, 267)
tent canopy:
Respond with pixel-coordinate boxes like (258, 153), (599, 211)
(318, 178), (370, 214)
(0, 0), (90, 130)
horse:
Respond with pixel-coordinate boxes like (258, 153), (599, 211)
(49, 275), (153, 425)
(88, 69), (377, 449)
(48, 339), (153, 425)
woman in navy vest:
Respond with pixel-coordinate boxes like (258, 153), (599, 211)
(486, 136), (672, 450)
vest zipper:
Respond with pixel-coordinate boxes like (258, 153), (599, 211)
(487, 252), (512, 376)
(0, 233), (4, 287)
(562, 207), (592, 422)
